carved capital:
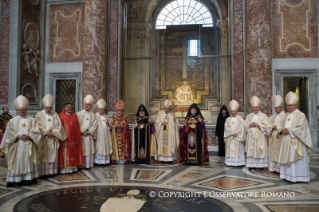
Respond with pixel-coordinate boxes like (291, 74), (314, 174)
(217, 18), (228, 37)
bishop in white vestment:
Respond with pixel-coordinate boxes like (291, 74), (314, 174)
(36, 94), (67, 176)
(77, 95), (98, 168)
(266, 95), (285, 172)
(94, 98), (112, 164)
(0, 95), (42, 186)
(245, 96), (269, 169)
(224, 100), (246, 166)
(278, 91), (313, 182)
(155, 100), (180, 163)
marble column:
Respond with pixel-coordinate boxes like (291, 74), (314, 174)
(245, 0), (272, 115)
(82, 0), (108, 108)
(218, 18), (231, 106)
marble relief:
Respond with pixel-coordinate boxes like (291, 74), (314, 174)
(277, 0), (313, 54)
(50, 4), (84, 63)
(272, 0), (318, 57)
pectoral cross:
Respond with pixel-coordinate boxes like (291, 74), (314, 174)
(86, 118), (89, 121)
(172, 44), (188, 78)
(48, 119), (51, 122)
(22, 123), (27, 128)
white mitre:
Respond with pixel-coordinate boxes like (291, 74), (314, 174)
(228, 100), (239, 111)
(96, 98), (107, 109)
(285, 91), (299, 104)
(163, 99), (173, 109)
(14, 95), (29, 109)
(83, 94), (95, 105)
(271, 95), (283, 107)
(250, 96), (261, 107)
(42, 94), (55, 107)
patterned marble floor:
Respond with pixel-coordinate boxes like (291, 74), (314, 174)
(0, 146), (318, 212)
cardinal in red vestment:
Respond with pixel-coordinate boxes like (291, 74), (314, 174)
(58, 103), (83, 173)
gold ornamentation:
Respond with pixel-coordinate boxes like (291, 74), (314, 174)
(232, 121), (234, 124)
(287, 118), (291, 121)
(140, 124), (144, 129)
(187, 118), (198, 129)
(48, 119), (51, 122)
(86, 118), (89, 121)
(22, 123), (27, 128)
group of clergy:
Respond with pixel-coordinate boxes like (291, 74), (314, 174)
(0, 94), (210, 187)
(223, 91), (313, 183)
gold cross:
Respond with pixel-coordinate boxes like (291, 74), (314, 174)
(86, 118), (89, 121)
(48, 119), (51, 122)
(22, 123), (27, 128)
(232, 121), (234, 124)
(287, 118), (291, 121)
(103, 119), (105, 122)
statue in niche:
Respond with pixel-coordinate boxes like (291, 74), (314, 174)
(21, 44), (33, 74)
(175, 82), (194, 105)
(22, 22), (40, 77)
(31, 49), (40, 76)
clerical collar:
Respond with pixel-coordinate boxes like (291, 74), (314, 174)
(289, 109), (298, 114)
(19, 115), (27, 119)
(84, 110), (90, 114)
(98, 113), (105, 116)
(254, 111), (260, 115)
(276, 111), (283, 116)
(66, 112), (71, 115)
(165, 113), (170, 115)
(232, 115), (238, 118)
(222, 114), (226, 116)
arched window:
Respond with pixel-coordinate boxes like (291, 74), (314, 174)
(156, 0), (213, 29)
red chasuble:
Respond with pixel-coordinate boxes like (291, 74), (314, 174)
(178, 116), (209, 165)
(111, 114), (131, 163)
(58, 109), (83, 168)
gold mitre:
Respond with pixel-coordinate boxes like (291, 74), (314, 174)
(42, 94), (55, 107)
(163, 99), (173, 109)
(228, 100), (239, 111)
(250, 96), (261, 107)
(14, 95), (29, 109)
(96, 98), (107, 109)
(83, 94), (95, 105)
(271, 95), (283, 107)
(285, 91), (299, 104)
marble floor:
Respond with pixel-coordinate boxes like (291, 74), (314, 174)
(0, 146), (318, 212)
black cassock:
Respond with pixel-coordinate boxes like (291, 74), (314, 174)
(133, 116), (154, 164)
(215, 105), (229, 156)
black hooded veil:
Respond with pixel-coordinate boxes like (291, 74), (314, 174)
(135, 104), (149, 117)
(216, 105), (230, 156)
(186, 103), (204, 118)
(133, 104), (153, 164)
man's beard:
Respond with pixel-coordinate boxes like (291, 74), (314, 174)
(191, 113), (196, 116)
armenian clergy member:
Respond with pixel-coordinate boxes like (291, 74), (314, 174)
(277, 91), (313, 182)
(94, 98), (112, 164)
(178, 103), (209, 165)
(110, 100), (131, 164)
(216, 105), (230, 156)
(77, 95), (98, 168)
(0, 95), (42, 186)
(267, 95), (285, 172)
(155, 100), (180, 163)
(59, 103), (83, 173)
(0, 107), (13, 158)
(132, 104), (155, 164)
(36, 94), (67, 176)
(245, 96), (269, 169)
(224, 100), (246, 166)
